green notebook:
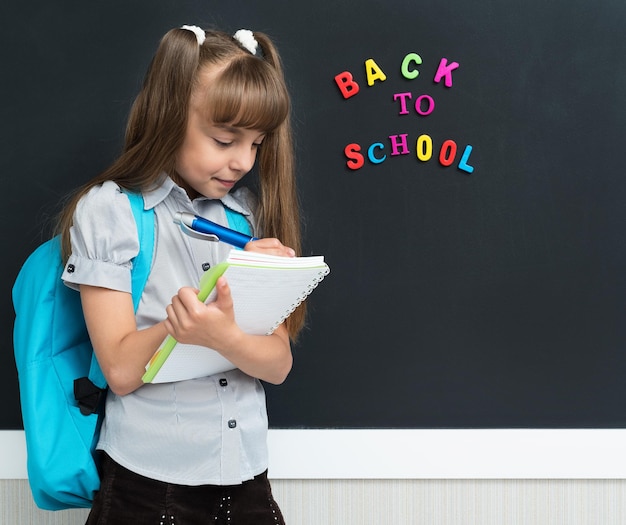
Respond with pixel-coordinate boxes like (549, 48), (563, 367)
(142, 249), (329, 383)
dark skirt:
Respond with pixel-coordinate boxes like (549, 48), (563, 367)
(86, 454), (286, 525)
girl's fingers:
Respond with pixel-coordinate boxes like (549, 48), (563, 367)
(244, 238), (295, 257)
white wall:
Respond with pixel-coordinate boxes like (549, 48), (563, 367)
(3, 479), (626, 524)
(3, 430), (626, 524)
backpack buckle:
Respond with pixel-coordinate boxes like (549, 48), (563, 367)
(73, 377), (106, 416)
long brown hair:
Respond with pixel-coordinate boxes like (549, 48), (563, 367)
(56, 28), (305, 338)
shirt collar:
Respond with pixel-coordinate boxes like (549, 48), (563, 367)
(142, 175), (179, 209)
(141, 174), (253, 216)
(220, 191), (253, 216)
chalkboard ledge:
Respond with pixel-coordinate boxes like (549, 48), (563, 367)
(2, 430), (626, 479)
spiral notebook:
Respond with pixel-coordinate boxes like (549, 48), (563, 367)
(142, 249), (330, 383)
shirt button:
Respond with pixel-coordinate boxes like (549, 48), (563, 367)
(219, 378), (228, 387)
(66, 264), (75, 273)
(228, 419), (237, 429)
(202, 262), (211, 271)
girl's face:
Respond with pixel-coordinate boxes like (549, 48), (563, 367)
(174, 102), (265, 200)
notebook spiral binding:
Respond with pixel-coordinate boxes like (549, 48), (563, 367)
(267, 264), (330, 334)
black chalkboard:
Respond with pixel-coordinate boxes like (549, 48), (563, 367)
(2, 0), (626, 430)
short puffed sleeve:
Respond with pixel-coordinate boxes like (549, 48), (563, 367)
(62, 181), (140, 293)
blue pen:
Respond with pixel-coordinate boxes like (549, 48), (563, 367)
(174, 211), (257, 249)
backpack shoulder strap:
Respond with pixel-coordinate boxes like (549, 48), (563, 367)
(126, 191), (155, 309)
(223, 205), (253, 237)
(86, 191), (155, 388)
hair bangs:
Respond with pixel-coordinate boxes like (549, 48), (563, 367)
(201, 57), (290, 132)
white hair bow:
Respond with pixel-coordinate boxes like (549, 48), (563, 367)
(233, 29), (258, 55)
(181, 25), (206, 45)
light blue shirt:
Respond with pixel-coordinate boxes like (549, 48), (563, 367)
(62, 176), (269, 486)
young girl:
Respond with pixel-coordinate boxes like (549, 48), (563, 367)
(58, 25), (304, 524)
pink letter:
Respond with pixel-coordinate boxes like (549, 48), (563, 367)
(393, 92), (412, 115)
(414, 94), (435, 116)
(389, 134), (410, 156)
(433, 58), (460, 88)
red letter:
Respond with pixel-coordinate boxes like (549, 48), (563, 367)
(439, 140), (457, 166)
(344, 143), (364, 170)
(334, 71), (360, 99)
(433, 58), (459, 88)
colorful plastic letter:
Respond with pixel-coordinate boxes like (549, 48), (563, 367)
(433, 58), (460, 88)
(414, 94), (435, 116)
(401, 53), (422, 80)
(344, 143), (364, 170)
(439, 140), (457, 166)
(367, 143), (386, 164)
(365, 58), (387, 87)
(389, 134), (410, 156)
(334, 71), (360, 99)
(416, 134), (433, 161)
(393, 92), (412, 115)
(458, 145), (475, 174)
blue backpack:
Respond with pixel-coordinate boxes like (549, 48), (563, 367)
(12, 192), (155, 510)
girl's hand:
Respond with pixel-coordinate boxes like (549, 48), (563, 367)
(165, 278), (241, 349)
(244, 237), (295, 257)
(164, 276), (293, 384)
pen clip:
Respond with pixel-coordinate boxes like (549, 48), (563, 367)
(178, 220), (219, 242)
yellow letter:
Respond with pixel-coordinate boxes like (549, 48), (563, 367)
(364, 58), (387, 87)
(416, 134), (433, 161)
